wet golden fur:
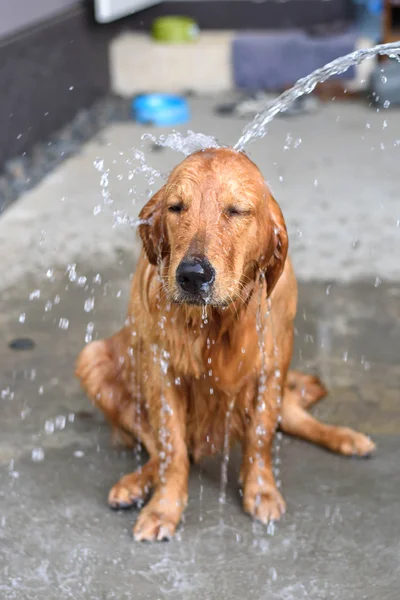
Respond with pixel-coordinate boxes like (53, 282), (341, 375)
(76, 148), (375, 541)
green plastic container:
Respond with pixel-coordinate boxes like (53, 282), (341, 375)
(151, 16), (199, 43)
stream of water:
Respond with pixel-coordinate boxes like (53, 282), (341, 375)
(235, 41), (400, 150)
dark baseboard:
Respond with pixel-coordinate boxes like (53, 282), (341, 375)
(0, 4), (110, 167)
(120, 0), (355, 31)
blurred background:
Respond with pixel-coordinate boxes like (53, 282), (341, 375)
(0, 0), (399, 179)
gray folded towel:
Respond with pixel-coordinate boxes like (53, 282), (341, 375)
(233, 28), (357, 91)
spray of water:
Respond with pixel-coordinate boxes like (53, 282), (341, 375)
(142, 131), (220, 156)
(235, 41), (400, 150)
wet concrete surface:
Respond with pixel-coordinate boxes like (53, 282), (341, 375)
(1, 264), (399, 599)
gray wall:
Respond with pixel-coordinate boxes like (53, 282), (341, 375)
(0, 0), (80, 39)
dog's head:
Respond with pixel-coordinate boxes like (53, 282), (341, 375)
(138, 148), (288, 307)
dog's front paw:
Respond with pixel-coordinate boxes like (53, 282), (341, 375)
(108, 462), (155, 509)
(133, 506), (178, 542)
(108, 479), (143, 510)
(243, 475), (286, 524)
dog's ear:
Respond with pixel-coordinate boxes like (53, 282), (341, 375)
(259, 195), (289, 298)
(138, 186), (168, 266)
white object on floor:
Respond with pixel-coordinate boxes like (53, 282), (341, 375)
(233, 92), (320, 118)
(110, 30), (375, 96)
(110, 31), (234, 96)
(345, 37), (377, 92)
(95, 0), (162, 23)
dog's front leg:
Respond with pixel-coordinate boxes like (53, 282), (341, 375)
(133, 377), (189, 542)
(240, 372), (286, 524)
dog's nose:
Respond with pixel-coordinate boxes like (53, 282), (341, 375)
(176, 257), (215, 296)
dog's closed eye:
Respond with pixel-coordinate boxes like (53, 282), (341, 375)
(225, 206), (251, 217)
(168, 203), (185, 214)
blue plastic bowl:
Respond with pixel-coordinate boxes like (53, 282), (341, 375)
(132, 94), (190, 126)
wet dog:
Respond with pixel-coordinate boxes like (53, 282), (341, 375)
(76, 148), (375, 541)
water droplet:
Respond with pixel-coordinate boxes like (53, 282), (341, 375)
(58, 318), (69, 330)
(383, 100), (391, 109)
(19, 313), (26, 323)
(69, 85), (74, 91)
(29, 289), (41, 300)
(77, 276), (87, 287)
(85, 322), (94, 343)
(73, 450), (84, 458)
(267, 520), (275, 536)
(84, 297), (95, 313)
(94, 158), (104, 171)
(1, 386), (14, 400)
(55, 415), (66, 430)
(45, 420), (55, 434)
(32, 448), (45, 462)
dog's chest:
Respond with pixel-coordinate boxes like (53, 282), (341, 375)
(160, 315), (260, 383)
(186, 373), (257, 459)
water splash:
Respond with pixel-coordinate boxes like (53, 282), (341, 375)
(142, 130), (219, 156)
(235, 41), (400, 150)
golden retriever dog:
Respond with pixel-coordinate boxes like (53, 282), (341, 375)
(76, 148), (375, 541)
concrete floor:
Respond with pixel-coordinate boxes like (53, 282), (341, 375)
(1, 97), (400, 599)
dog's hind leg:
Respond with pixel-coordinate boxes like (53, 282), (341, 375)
(285, 370), (327, 409)
(281, 372), (376, 457)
